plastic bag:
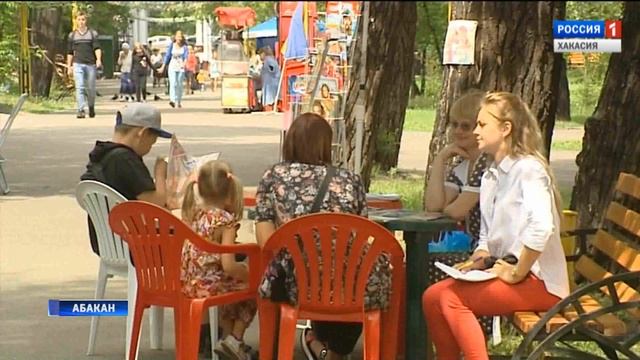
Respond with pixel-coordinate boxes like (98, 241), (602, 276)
(428, 230), (471, 253)
(166, 135), (220, 210)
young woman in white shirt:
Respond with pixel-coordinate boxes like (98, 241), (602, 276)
(422, 92), (569, 360)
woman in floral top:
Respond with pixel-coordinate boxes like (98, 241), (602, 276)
(255, 113), (393, 360)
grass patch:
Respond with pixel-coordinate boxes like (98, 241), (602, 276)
(552, 140), (582, 151)
(555, 114), (589, 129)
(487, 328), (609, 357)
(404, 109), (436, 132)
(369, 169), (424, 211)
(0, 93), (74, 114)
(487, 324), (523, 355)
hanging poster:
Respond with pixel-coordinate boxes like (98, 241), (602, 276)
(325, 1), (360, 40)
(443, 20), (478, 65)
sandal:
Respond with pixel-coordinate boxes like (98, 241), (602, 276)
(300, 327), (328, 360)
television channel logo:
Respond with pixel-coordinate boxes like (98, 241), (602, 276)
(553, 20), (622, 53)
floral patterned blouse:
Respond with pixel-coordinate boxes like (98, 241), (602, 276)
(255, 161), (393, 311)
(181, 208), (247, 297)
(181, 208), (257, 324)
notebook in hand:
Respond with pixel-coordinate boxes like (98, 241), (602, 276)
(434, 261), (497, 282)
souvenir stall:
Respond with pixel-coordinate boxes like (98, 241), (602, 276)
(214, 7), (256, 113)
(243, 17), (279, 111)
(243, 17), (278, 54)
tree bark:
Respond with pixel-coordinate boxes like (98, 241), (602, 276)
(556, 58), (571, 121)
(571, 2), (640, 228)
(30, 7), (62, 98)
(420, 47), (427, 94)
(424, 2), (565, 195)
(343, 2), (417, 188)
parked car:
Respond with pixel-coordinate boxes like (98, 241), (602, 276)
(148, 35), (172, 51)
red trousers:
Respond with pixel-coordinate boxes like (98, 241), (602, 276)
(422, 275), (560, 360)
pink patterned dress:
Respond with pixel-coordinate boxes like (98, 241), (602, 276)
(181, 208), (257, 324)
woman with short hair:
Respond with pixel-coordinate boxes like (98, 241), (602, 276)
(425, 89), (491, 248)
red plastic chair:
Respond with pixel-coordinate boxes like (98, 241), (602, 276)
(243, 190), (256, 207)
(108, 201), (261, 360)
(258, 213), (406, 360)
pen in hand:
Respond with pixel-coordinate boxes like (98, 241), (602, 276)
(453, 256), (486, 272)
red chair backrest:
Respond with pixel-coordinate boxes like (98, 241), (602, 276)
(109, 201), (196, 300)
(262, 213), (405, 313)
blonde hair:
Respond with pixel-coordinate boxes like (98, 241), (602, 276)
(449, 89), (487, 124)
(481, 92), (563, 221)
(181, 160), (244, 223)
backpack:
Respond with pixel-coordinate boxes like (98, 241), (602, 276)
(70, 28), (97, 43)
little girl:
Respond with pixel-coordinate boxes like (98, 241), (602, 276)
(180, 160), (256, 360)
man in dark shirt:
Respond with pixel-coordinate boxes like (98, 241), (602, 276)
(67, 11), (102, 119)
(80, 103), (172, 255)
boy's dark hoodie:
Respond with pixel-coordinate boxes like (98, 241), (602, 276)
(80, 140), (155, 255)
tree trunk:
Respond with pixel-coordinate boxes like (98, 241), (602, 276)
(420, 47), (427, 94)
(556, 58), (571, 121)
(570, 2), (640, 228)
(424, 2), (565, 194)
(30, 7), (62, 98)
(343, 2), (417, 188)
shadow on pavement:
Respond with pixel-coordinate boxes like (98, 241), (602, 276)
(0, 278), (177, 360)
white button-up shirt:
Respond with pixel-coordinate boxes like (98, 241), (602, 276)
(476, 155), (569, 299)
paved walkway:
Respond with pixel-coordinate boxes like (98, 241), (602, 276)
(0, 79), (582, 359)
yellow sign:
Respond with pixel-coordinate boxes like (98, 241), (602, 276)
(72, 3), (78, 30)
(221, 76), (249, 108)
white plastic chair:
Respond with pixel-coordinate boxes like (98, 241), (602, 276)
(0, 93), (27, 194)
(75, 180), (165, 358)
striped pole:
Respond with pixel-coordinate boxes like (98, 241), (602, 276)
(72, 2), (78, 30)
(18, 4), (30, 95)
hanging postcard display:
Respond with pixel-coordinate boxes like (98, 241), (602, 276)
(443, 20), (478, 65)
(325, 1), (360, 41)
(279, 2), (361, 166)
